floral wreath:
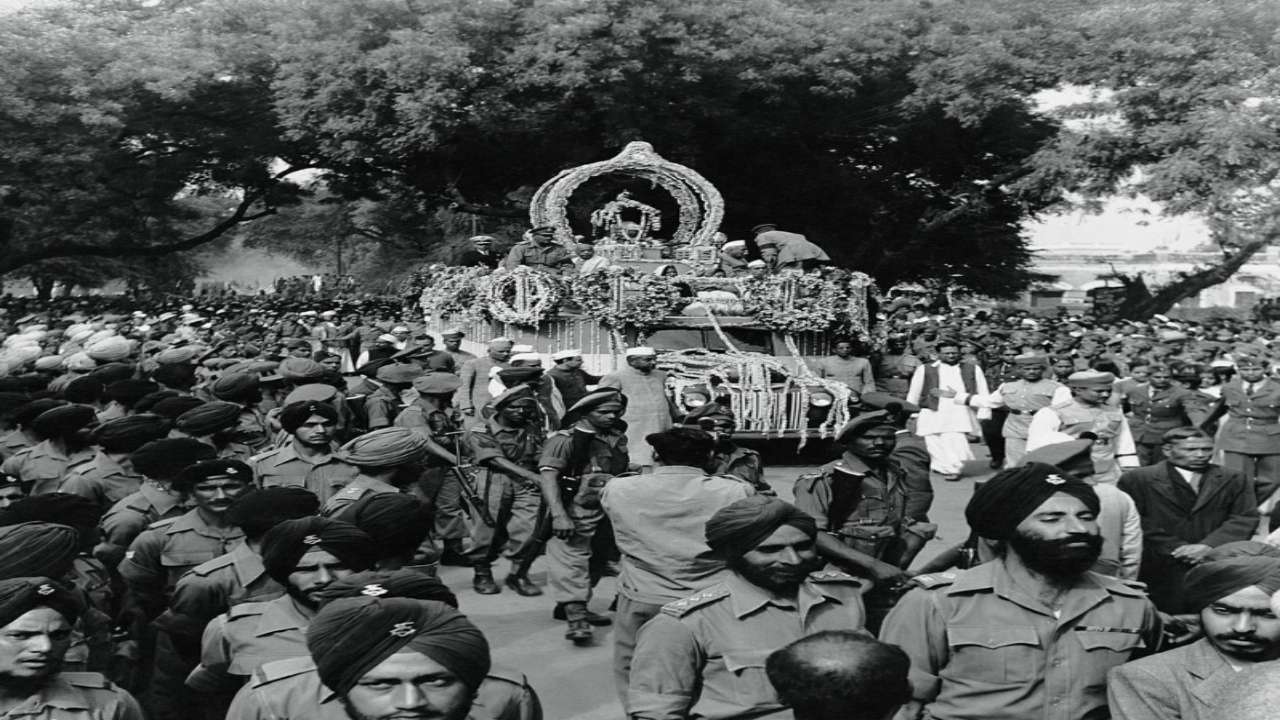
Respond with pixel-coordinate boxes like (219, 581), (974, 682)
(416, 265), (489, 323)
(737, 272), (847, 334)
(570, 267), (690, 332)
(481, 266), (564, 327)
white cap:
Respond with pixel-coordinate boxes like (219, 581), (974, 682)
(747, 259), (767, 268)
(552, 349), (582, 361)
(442, 327), (464, 337)
(511, 352), (543, 365)
(722, 240), (746, 251)
(511, 344), (535, 354)
(625, 346), (656, 357)
(392, 325), (410, 333)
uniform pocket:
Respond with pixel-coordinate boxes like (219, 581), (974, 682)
(723, 650), (775, 706)
(947, 625), (1042, 684)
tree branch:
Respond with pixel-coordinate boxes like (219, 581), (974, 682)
(440, 186), (527, 219)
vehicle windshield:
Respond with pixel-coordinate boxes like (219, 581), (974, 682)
(646, 328), (774, 354)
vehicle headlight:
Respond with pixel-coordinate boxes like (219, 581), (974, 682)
(683, 392), (709, 408)
(809, 391), (834, 407)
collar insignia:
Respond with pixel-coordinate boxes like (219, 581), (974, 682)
(36, 584), (54, 596)
(302, 534), (322, 545)
(389, 621), (416, 638)
(361, 584), (387, 597)
(1045, 474), (1067, 485)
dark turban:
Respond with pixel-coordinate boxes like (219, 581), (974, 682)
(171, 459), (253, 492)
(175, 401), (241, 436)
(313, 569), (457, 608)
(31, 404), (96, 440)
(703, 496), (816, 560)
(15, 399), (66, 429)
(0, 393), (30, 422)
(0, 523), (81, 579)
(63, 376), (104, 405)
(133, 390), (179, 414)
(0, 494), (99, 551)
(336, 493), (433, 562)
(259, 517), (376, 584)
(1184, 555), (1280, 612)
(151, 364), (196, 391)
(964, 462), (1100, 541)
(90, 413), (170, 454)
(0, 577), (83, 628)
(210, 373), (259, 402)
(278, 401), (340, 435)
(224, 487), (321, 537)
(130, 438), (217, 480)
(307, 597), (490, 695)
(151, 396), (205, 420)
(103, 379), (158, 408)
(89, 363), (137, 386)
(339, 428), (428, 468)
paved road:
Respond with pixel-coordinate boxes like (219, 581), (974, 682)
(443, 449), (998, 720)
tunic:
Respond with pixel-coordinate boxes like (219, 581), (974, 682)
(96, 482), (187, 569)
(249, 442), (358, 504)
(598, 366), (673, 467)
(1027, 400), (1138, 484)
(1, 440), (93, 495)
(191, 595), (311, 691)
(0, 673), (145, 720)
(59, 451), (144, 516)
(501, 240), (574, 272)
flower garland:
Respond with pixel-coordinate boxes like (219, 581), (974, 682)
(737, 272), (846, 333)
(481, 266), (565, 327)
(569, 267), (689, 332)
(415, 265), (489, 323)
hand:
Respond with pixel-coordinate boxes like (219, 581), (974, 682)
(871, 561), (910, 585)
(1171, 543), (1212, 564)
(929, 388), (957, 398)
(552, 515), (575, 540)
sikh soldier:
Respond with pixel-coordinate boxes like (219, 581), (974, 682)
(96, 438), (217, 568)
(209, 373), (271, 452)
(0, 494), (116, 617)
(320, 427), (430, 517)
(880, 463), (1162, 720)
(956, 352), (1069, 468)
(0, 577), (144, 720)
(337, 492), (436, 572)
(1, 404), (96, 495)
(395, 373), (470, 564)
(539, 388), (630, 644)
(627, 496), (867, 720)
(1123, 363), (1202, 465)
(502, 225), (575, 272)
(60, 413), (170, 516)
(1026, 369), (1139, 484)
(0, 398), (63, 458)
(1201, 353), (1280, 526)
(463, 386), (547, 596)
(682, 402), (769, 493)
(174, 401), (255, 461)
(250, 401), (358, 504)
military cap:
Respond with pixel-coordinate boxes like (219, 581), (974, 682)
(0, 577), (83, 628)
(836, 410), (897, 443)
(412, 373), (462, 396)
(175, 401), (241, 436)
(150, 395), (205, 420)
(489, 385), (537, 412)
(1066, 370), (1116, 388)
(681, 402), (734, 426)
(31, 404), (96, 439)
(210, 372), (259, 401)
(376, 363), (423, 385)
(171, 458), (254, 491)
(283, 383), (339, 404)
(560, 388), (626, 429)
(90, 413), (171, 454)
(130, 438), (217, 480)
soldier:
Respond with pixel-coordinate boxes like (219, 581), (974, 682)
(502, 225), (575, 272)
(336, 493), (435, 572)
(99, 379), (160, 422)
(1123, 363), (1202, 465)
(0, 493), (116, 616)
(395, 373), (469, 564)
(366, 363), (421, 430)
(682, 402), (769, 493)
(208, 373), (271, 452)
(390, 334), (457, 374)
(249, 401), (357, 503)
(95, 438), (216, 568)
(1026, 370), (1139, 484)
(464, 386), (546, 596)
(1202, 353), (1280, 526)
(957, 353), (1069, 468)
(188, 517), (375, 704)
(538, 389), (630, 644)
(0, 577), (144, 720)
(873, 333), (921, 399)
(174, 401), (255, 461)
(880, 463), (1162, 720)
(0, 398), (62, 458)
(441, 328), (476, 367)
(319, 427), (430, 517)
(60, 414), (169, 516)
(1, 404), (96, 495)
(627, 496), (866, 719)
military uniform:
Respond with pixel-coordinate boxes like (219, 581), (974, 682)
(1027, 400), (1137, 484)
(363, 385), (401, 430)
(960, 378), (1068, 468)
(396, 400), (468, 542)
(874, 350), (921, 398)
(540, 425), (629, 605)
(1210, 378), (1280, 508)
(0, 672), (145, 720)
(233, 407), (271, 453)
(464, 416), (544, 569)
(502, 240), (574, 272)
(118, 511), (245, 620)
(67, 556), (114, 617)
(709, 445), (768, 493)
(627, 570), (867, 720)
(879, 561), (1162, 720)
(0, 427), (36, 457)
(226, 655), (540, 720)
(59, 451), (144, 516)
(0, 440), (93, 495)
(189, 594), (311, 694)
(1123, 383), (1200, 465)
(249, 443), (358, 504)
(158, 542), (284, 661)
(317, 474), (400, 517)
(96, 482), (187, 569)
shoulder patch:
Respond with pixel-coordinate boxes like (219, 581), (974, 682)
(251, 655), (316, 687)
(227, 601), (271, 620)
(660, 585), (730, 618)
(912, 572), (958, 590)
(808, 570), (860, 583)
(60, 671), (110, 689)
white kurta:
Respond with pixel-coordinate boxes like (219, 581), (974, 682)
(906, 362), (989, 475)
(599, 366), (673, 467)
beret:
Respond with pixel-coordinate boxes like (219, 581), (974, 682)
(412, 373), (462, 395)
(646, 427), (716, 460)
(277, 358), (326, 381)
(496, 367), (542, 387)
(150, 364), (197, 390)
(224, 487), (320, 535)
(376, 363), (423, 385)
(561, 388), (626, 429)
(31, 404), (96, 439)
(89, 363), (137, 385)
(339, 427), (429, 468)
(103, 379), (158, 406)
(150, 395), (205, 420)
(965, 462), (1100, 541)
(307, 597), (490, 695)
(90, 413), (171, 453)
(14, 399), (67, 428)
(0, 577), (83, 628)
(703, 496), (816, 560)
(259, 517), (376, 584)
(278, 400), (340, 434)
(313, 569), (456, 609)
(171, 458), (254, 491)
(336, 493), (433, 562)
(130, 438), (217, 480)
(835, 410), (897, 443)
(175, 401), (241, 436)
(210, 373), (259, 401)
(1066, 370), (1116, 387)
(62, 376), (104, 405)
(0, 523), (81, 579)
(283, 383), (338, 404)
(1184, 555), (1280, 613)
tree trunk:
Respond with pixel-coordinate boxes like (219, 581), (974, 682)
(1109, 235), (1273, 320)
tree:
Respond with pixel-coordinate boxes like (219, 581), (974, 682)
(1019, 0), (1280, 317)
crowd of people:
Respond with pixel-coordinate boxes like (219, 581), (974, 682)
(0, 254), (1279, 720)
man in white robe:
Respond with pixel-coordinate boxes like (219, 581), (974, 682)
(598, 347), (677, 468)
(906, 340), (989, 480)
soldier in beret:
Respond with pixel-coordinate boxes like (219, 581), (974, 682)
(627, 496), (865, 720)
(61, 414), (169, 515)
(682, 402), (768, 493)
(1, 404), (96, 496)
(881, 463), (1161, 720)
(250, 401), (357, 504)
(0, 577), (143, 720)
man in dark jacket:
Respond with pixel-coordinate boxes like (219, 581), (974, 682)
(1118, 426), (1259, 613)
(546, 349), (599, 409)
(455, 235), (499, 269)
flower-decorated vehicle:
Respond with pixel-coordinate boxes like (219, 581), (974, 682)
(412, 142), (878, 443)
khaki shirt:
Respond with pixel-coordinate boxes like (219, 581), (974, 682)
(501, 240), (574, 272)
(160, 543), (284, 642)
(118, 510), (244, 617)
(250, 442), (357, 504)
(59, 451), (143, 515)
(226, 655), (539, 720)
(318, 474), (400, 517)
(0, 427), (35, 457)
(627, 570), (867, 720)
(1, 441), (93, 495)
(96, 482), (187, 568)
(191, 595), (311, 691)
(0, 672), (144, 720)
(879, 559), (1162, 720)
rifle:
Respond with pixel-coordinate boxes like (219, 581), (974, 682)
(441, 430), (496, 528)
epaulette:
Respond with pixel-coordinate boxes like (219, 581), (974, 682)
(60, 671), (110, 689)
(1092, 573), (1148, 598)
(912, 572), (958, 590)
(66, 456), (94, 471)
(660, 586), (730, 618)
(251, 655), (316, 687)
(331, 485), (368, 501)
(188, 553), (236, 577)
(146, 517), (179, 531)
(249, 447), (280, 463)
(227, 601), (271, 621)
(807, 569), (860, 584)
(122, 494), (153, 513)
